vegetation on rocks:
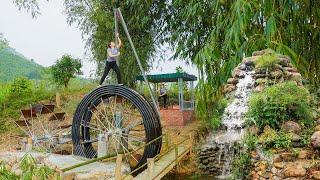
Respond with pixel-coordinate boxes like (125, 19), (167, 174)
(247, 81), (312, 129)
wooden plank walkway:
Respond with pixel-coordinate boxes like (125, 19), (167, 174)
(132, 145), (190, 180)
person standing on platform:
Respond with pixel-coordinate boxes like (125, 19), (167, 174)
(158, 83), (168, 109)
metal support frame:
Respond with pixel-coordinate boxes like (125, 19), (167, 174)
(178, 78), (184, 111)
(191, 81), (195, 110)
(116, 8), (160, 115)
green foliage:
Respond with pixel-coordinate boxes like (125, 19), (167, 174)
(0, 47), (43, 82)
(175, 66), (184, 73)
(243, 133), (258, 151)
(300, 127), (314, 146)
(160, 1), (320, 123)
(0, 33), (8, 50)
(9, 77), (32, 95)
(0, 162), (19, 179)
(247, 81), (312, 129)
(64, 0), (166, 87)
(259, 127), (292, 149)
(0, 154), (56, 179)
(20, 154), (55, 179)
(255, 53), (279, 70)
(231, 152), (252, 179)
(51, 54), (82, 88)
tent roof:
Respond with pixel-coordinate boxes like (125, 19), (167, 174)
(136, 72), (197, 83)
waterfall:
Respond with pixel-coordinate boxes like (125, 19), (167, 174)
(198, 60), (255, 178)
(215, 65), (254, 178)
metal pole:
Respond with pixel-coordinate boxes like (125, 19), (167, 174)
(116, 8), (160, 114)
(114, 9), (120, 66)
(191, 81), (195, 110)
(178, 78), (184, 111)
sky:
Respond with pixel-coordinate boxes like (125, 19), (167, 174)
(0, 0), (197, 78)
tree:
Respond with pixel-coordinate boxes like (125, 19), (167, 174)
(63, 0), (166, 87)
(0, 33), (8, 50)
(160, 0), (320, 121)
(175, 66), (184, 73)
(51, 55), (82, 88)
(13, 0), (49, 17)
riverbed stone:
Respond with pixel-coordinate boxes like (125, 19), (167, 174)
(255, 78), (267, 86)
(290, 133), (301, 142)
(254, 85), (265, 92)
(270, 70), (283, 79)
(273, 162), (285, 169)
(278, 57), (290, 66)
(227, 78), (238, 85)
(253, 73), (268, 79)
(283, 67), (298, 73)
(239, 64), (246, 70)
(284, 165), (306, 177)
(281, 121), (302, 134)
(311, 131), (320, 149)
(314, 125), (320, 132)
(312, 171), (320, 180)
(298, 150), (312, 159)
(280, 152), (294, 161)
(255, 68), (267, 74)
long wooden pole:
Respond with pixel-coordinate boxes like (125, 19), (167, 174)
(116, 8), (160, 115)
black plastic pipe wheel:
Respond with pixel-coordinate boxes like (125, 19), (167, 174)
(72, 85), (162, 173)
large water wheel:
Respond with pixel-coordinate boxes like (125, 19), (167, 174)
(72, 85), (162, 173)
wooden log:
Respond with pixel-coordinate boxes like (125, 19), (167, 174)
(56, 93), (61, 108)
(147, 158), (155, 180)
(115, 154), (123, 180)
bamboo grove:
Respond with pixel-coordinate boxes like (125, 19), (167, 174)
(13, 0), (320, 122)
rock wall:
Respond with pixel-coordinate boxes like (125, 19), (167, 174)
(224, 50), (303, 97)
(198, 49), (305, 177)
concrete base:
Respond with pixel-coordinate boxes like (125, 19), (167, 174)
(0, 151), (130, 179)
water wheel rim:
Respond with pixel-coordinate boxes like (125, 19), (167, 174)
(72, 85), (162, 172)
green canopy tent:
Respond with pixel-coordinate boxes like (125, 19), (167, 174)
(136, 72), (197, 111)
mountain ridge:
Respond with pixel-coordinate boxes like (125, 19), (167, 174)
(0, 47), (43, 82)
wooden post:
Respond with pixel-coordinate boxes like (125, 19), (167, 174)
(115, 154), (123, 180)
(147, 158), (155, 180)
(26, 137), (33, 152)
(164, 134), (169, 151)
(188, 134), (193, 156)
(56, 93), (61, 108)
(174, 143), (178, 169)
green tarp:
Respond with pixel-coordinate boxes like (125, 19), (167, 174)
(136, 72), (197, 83)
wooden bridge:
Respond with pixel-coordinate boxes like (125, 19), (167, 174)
(122, 135), (192, 180)
(60, 134), (192, 180)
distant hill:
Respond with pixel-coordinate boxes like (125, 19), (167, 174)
(0, 47), (43, 82)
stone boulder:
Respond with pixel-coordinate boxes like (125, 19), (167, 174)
(284, 165), (306, 177)
(311, 131), (320, 149)
(227, 78), (238, 85)
(270, 70), (283, 79)
(314, 125), (320, 132)
(281, 121), (301, 134)
(312, 171), (320, 180)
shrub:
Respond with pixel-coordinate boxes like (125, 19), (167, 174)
(231, 152), (252, 179)
(242, 133), (258, 151)
(259, 127), (292, 149)
(255, 53), (279, 70)
(247, 81), (312, 129)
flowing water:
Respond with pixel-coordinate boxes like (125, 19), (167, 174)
(214, 65), (255, 178)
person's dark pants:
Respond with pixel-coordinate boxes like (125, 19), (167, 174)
(158, 95), (168, 108)
(99, 61), (122, 85)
